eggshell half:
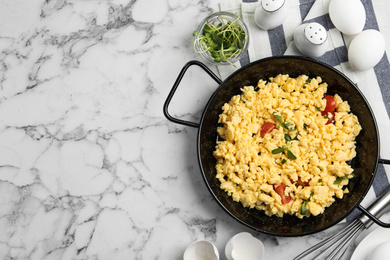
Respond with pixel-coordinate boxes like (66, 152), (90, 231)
(348, 29), (385, 71)
(225, 232), (264, 260)
(183, 240), (219, 260)
(329, 0), (366, 35)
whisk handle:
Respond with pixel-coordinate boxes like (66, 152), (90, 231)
(358, 187), (390, 228)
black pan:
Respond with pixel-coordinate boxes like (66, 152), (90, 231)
(164, 56), (390, 236)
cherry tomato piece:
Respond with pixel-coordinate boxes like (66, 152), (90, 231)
(296, 177), (310, 187)
(260, 122), (276, 138)
(322, 111), (335, 125)
(323, 95), (336, 112)
(275, 184), (291, 204)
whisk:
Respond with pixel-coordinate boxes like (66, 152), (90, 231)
(294, 188), (390, 260)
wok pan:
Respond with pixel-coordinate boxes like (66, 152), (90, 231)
(164, 56), (390, 236)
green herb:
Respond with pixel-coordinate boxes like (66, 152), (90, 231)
(272, 147), (286, 154)
(273, 112), (296, 131)
(306, 78), (312, 83)
(284, 134), (292, 142)
(300, 203), (307, 215)
(333, 173), (356, 185)
(324, 115), (329, 119)
(281, 159), (287, 164)
(273, 112), (284, 125)
(287, 149), (297, 160)
(271, 146), (297, 160)
(284, 134), (299, 142)
(318, 178), (322, 183)
(303, 123), (308, 129)
(271, 113), (299, 160)
(300, 193), (314, 215)
(316, 107), (321, 111)
(193, 13), (247, 66)
(333, 177), (343, 185)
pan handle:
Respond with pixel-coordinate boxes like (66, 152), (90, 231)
(358, 187), (390, 228)
(163, 60), (222, 128)
(378, 158), (390, 164)
(357, 158), (390, 227)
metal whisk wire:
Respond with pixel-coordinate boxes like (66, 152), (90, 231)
(293, 219), (365, 260)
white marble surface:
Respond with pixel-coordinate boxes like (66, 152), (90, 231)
(0, 0), (389, 259)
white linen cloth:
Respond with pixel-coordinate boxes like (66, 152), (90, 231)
(218, 0), (390, 219)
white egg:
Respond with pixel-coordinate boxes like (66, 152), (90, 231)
(329, 0), (366, 35)
(183, 241), (219, 260)
(367, 241), (390, 260)
(225, 232), (264, 260)
(348, 29), (385, 71)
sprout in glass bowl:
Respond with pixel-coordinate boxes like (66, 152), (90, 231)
(193, 12), (249, 66)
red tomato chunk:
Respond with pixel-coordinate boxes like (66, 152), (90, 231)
(323, 95), (336, 112)
(275, 184), (291, 204)
(260, 122), (276, 138)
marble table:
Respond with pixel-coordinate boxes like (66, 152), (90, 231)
(0, 0), (389, 259)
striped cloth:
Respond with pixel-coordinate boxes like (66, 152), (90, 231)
(218, 0), (390, 220)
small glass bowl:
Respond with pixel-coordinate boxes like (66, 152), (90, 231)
(193, 11), (249, 66)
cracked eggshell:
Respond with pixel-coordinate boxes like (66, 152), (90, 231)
(329, 0), (366, 35)
(183, 240), (219, 260)
(225, 232), (265, 260)
(348, 29), (385, 71)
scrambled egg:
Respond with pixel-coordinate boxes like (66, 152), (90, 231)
(213, 74), (361, 218)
